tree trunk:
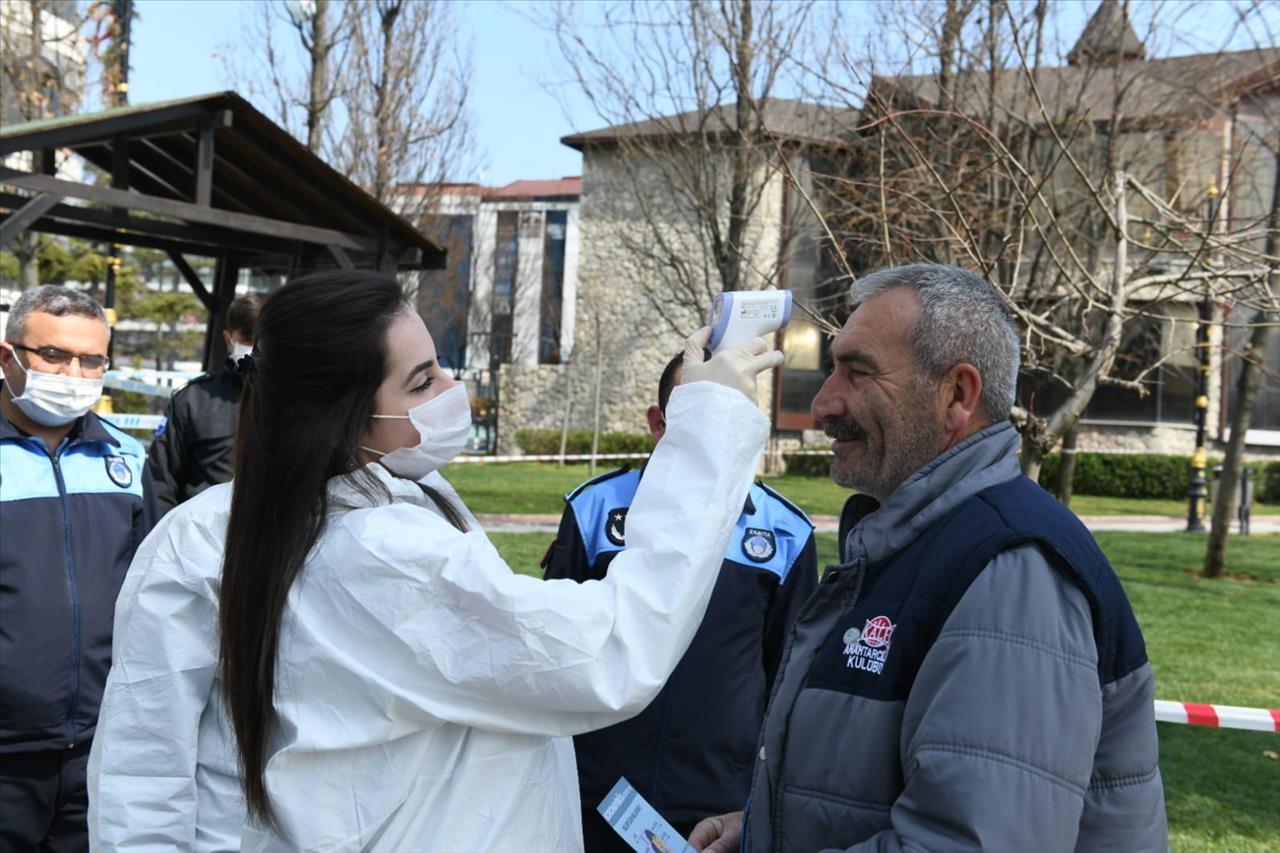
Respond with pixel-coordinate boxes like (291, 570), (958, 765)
(1204, 314), (1271, 578)
(1057, 426), (1078, 506)
(306, 0), (331, 154)
(721, 0), (754, 294)
(1020, 442), (1044, 483)
(18, 233), (39, 289)
(558, 361), (574, 467)
(590, 341), (603, 477)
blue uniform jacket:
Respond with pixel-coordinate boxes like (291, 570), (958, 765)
(0, 399), (156, 753)
(542, 465), (818, 851)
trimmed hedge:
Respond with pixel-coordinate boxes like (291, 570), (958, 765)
(1039, 453), (1279, 504)
(782, 452), (834, 477)
(515, 428), (655, 456)
(781, 447), (1279, 504)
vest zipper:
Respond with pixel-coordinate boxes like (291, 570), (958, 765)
(770, 562), (864, 851)
(49, 443), (82, 749)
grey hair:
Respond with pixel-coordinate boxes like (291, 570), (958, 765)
(851, 264), (1020, 421)
(4, 285), (108, 343)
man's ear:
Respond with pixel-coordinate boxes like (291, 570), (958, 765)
(646, 405), (666, 442)
(222, 330), (234, 350)
(941, 362), (984, 436)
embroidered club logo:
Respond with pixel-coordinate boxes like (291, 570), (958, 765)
(741, 527), (776, 563)
(605, 508), (628, 546)
(842, 615), (896, 676)
(105, 455), (132, 488)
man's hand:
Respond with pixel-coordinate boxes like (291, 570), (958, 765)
(682, 327), (782, 402)
(688, 810), (744, 852)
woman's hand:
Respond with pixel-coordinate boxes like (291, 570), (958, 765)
(682, 327), (783, 401)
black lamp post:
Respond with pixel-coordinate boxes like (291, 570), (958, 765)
(1185, 179), (1217, 532)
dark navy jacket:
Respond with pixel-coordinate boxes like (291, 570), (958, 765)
(0, 399), (156, 753)
(147, 364), (243, 515)
(542, 466), (818, 851)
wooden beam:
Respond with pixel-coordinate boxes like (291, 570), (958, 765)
(111, 137), (131, 190)
(26, 217), (230, 258)
(195, 126), (214, 206)
(203, 253), (240, 370)
(39, 148), (55, 175)
(167, 251), (214, 308)
(1, 168), (382, 254)
(0, 191), (293, 256)
(0, 102), (230, 158)
(327, 245), (354, 269)
(0, 193), (63, 248)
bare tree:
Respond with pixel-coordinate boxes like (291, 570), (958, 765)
(809, 0), (1279, 479)
(1, 0), (87, 288)
(341, 0), (473, 213)
(549, 0), (818, 331)
(220, 0), (348, 156)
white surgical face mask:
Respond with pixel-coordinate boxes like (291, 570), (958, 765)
(6, 351), (104, 427)
(361, 383), (471, 480)
(230, 342), (253, 364)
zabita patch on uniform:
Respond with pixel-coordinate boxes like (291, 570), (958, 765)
(104, 455), (133, 488)
(605, 507), (628, 546)
(741, 527), (776, 563)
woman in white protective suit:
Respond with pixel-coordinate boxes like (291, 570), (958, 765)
(87, 270), (780, 852)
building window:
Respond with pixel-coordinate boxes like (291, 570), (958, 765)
(1018, 305), (1198, 426)
(1225, 321), (1280, 433)
(491, 211), (518, 364)
(775, 158), (842, 430)
(539, 210), (567, 364)
(418, 213), (473, 370)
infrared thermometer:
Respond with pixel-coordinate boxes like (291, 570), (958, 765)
(707, 290), (794, 351)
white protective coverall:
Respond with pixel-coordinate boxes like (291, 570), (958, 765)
(89, 381), (767, 852)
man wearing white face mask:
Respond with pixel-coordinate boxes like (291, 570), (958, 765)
(148, 293), (262, 515)
(0, 285), (157, 852)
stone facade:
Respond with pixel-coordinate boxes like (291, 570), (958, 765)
(497, 145), (787, 453)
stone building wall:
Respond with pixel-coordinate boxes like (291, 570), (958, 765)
(497, 145), (787, 453)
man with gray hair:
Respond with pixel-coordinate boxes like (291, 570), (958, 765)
(691, 264), (1167, 851)
(0, 285), (156, 850)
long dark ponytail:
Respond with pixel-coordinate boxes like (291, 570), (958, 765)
(219, 271), (458, 828)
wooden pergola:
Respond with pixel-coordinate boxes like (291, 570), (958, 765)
(0, 91), (446, 368)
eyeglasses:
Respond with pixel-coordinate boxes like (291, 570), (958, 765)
(11, 343), (111, 373)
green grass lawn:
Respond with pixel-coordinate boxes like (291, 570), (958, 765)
(442, 461), (1278, 517)
(486, 529), (1280, 852)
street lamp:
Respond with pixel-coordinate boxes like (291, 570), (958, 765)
(1185, 179), (1217, 532)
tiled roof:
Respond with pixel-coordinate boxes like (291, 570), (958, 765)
(561, 99), (860, 149)
(485, 177), (582, 199)
(872, 46), (1279, 124)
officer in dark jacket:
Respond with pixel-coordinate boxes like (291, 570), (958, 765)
(147, 293), (260, 514)
(543, 352), (818, 852)
(0, 285), (157, 851)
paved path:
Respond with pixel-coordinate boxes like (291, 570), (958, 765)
(474, 513), (1280, 535)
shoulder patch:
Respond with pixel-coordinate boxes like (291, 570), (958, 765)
(756, 481), (814, 527)
(741, 527), (776, 562)
(104, 455), (133, 488)
(565, 465), (632, 503)
(605, 507), (628, 546)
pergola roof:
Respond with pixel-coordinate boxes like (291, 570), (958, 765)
(0, 91), (446, 273)
(1, 91), (446, 369)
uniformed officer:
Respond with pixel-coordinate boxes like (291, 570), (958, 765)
(542, 351), (819, 852)
(0, 285), (156, 851)
(147, 292), (261, 514)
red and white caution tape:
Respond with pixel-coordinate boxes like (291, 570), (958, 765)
(450, 452), (651, 464)
(1154, 700), (1280, 732)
